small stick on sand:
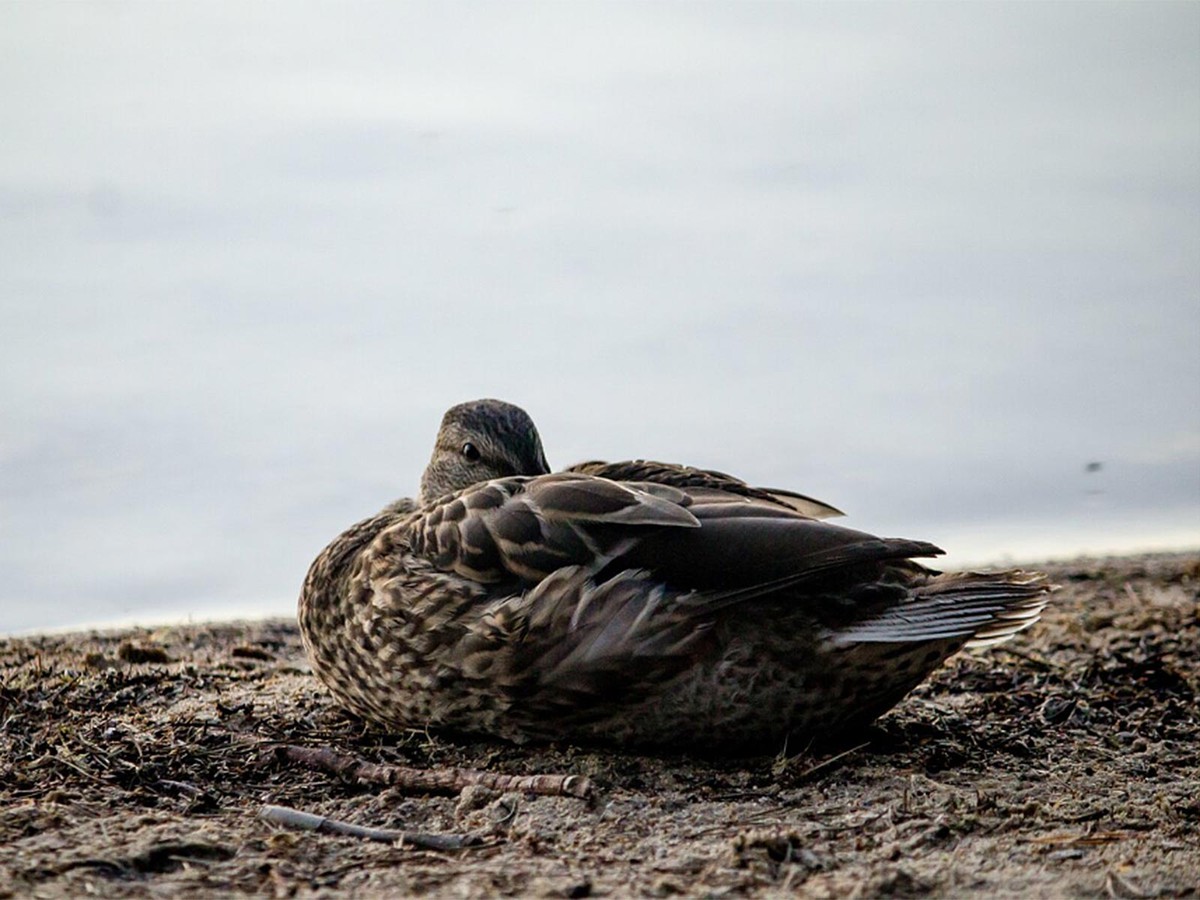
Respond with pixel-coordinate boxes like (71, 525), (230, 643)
(259, 804), (482, 851)
(797, 741), (870, 780)
(277, 744), (595, 801)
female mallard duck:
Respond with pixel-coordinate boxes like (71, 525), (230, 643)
(299, 399), (1049, 751)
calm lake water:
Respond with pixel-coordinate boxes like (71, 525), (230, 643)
(2, 4), (1198, 634)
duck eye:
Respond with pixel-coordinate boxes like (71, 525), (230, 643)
(461, 442), (481, 462)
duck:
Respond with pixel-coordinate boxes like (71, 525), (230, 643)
(299, 399), (1050, 751)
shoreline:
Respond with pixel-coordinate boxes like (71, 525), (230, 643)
(7, 548), (1197, 641)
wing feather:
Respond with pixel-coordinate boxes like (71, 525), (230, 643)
(566, 459), (843, 518)
(406, 473), (700, 585)
(827, 572), (1051, 647)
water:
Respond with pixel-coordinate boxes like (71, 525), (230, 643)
(2, 4), (1198, 635)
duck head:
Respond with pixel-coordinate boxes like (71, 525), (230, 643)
(418, 399), (551, 504)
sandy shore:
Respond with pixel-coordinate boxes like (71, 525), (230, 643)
(2, 552), (1197, 898)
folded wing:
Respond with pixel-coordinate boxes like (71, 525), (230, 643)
(566, 459), (844, 519)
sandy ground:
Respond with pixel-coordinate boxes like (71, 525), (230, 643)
(1, 552), (1198, 898)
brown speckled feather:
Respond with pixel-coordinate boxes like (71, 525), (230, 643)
(298, 399), (1053, 751)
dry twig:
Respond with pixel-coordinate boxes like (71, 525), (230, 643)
(277, 744), (594, 800)
(796, 742), (869, 780)
(259, 804), (482, 851)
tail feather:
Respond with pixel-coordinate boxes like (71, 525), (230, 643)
(829, 571), (1051, 648)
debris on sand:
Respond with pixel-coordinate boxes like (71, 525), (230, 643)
(1, 552), (1197, 897)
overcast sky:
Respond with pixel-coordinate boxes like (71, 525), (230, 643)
(2, 3), (1198, 633)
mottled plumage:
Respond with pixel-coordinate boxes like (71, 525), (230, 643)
(299, 399), (1050, 751)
